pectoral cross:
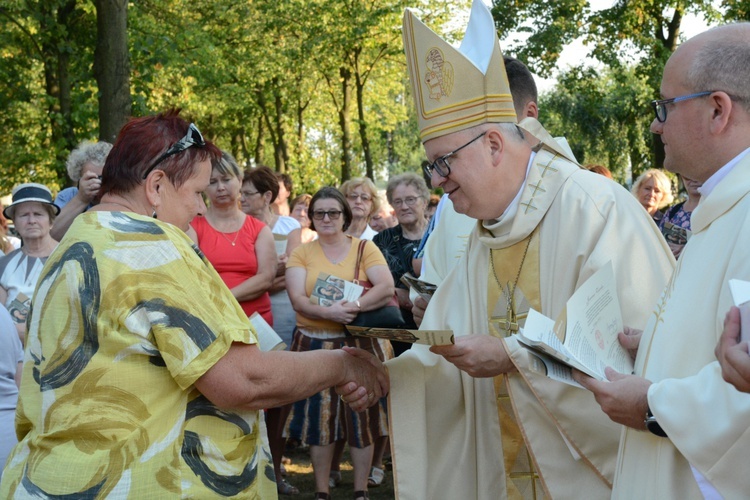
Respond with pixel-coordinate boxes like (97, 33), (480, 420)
(489, 283), (529, 337)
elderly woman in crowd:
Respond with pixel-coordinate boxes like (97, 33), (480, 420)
(285, 187), (394, 500)
(658, 175), (702, 259)
(290, 193), (317, 244)
(631, 168), (674, 223)
(188, 152), (276, 324)
(240, 165), (302, 494)
(0, 111), (386, 498)
(51, 140), (112, 240)
(340, 177), (380, 240)
(373, 173), (430, 348)
(0, 183), (59, 343)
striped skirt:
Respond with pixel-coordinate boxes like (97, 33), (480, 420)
(284, 330), (393, 448)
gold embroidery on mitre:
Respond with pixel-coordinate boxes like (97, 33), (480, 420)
(424, 48), (454, 100)
(402, 1), (517, 142)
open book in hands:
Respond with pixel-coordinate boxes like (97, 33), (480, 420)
(517, 262), (634, 388)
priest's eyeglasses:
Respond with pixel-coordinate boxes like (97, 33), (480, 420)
(143, 123), (206, 179)
(650, 91), (714, 123)
(423, 131), (487, 179)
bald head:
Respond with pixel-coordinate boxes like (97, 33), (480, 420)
(679, 23), (750, 111)
(654, 23), (750, 179)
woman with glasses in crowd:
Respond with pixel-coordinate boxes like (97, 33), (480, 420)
(339, 178), (380, 240)
(285, 187), (394, 500)
(373, 173), (430, 349)
(0, 111), (387, 498)
(239, 165), (302, 495)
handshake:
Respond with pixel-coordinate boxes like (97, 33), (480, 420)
(335, 346), (390, 412)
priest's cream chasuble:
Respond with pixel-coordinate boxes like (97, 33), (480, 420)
(614, 152), (750, 499)
(387, 144), (675, 499)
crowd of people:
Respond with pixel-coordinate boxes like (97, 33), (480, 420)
(2, 1), (750, 499)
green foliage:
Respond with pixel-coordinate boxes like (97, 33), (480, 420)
(540, 65), (653, 184)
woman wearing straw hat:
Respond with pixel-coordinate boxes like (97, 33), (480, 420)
(0, 183), (59, 344)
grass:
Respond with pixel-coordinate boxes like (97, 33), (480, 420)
(281, 445), (395, 499)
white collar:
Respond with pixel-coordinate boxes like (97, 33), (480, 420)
(484, 150), (536, 230)
(698, 147), (750, 198)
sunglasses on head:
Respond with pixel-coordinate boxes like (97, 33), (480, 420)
(142, 123), (206, 180)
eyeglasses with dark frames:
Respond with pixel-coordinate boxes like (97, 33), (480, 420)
(142, 123), (206, 180)
(423, 131), (487, 179)
(650, 91), (714, 123)
(312, 210), (343, 221)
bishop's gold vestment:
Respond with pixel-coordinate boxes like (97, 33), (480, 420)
(387, 144), (675, 499)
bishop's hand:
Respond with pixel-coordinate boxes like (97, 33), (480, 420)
(431, 334), (516, 377)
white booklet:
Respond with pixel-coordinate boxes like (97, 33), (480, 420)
(517, 262), (633, 388)
(728, 279), (750, 342)
(249, 312), (287, 351)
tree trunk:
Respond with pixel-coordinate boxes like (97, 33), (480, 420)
(254, 88), (265, 166)
(272, 76), (288, 173)
(94, 0), (131, 143)
(339, 66), (352, 182)
(39, 0), (78, 184)
(355, 70), (373, 180)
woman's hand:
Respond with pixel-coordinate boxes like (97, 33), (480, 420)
(395, 287), (412, 310)
(336, 346), (390, 412)
(325, 300), (359, 324)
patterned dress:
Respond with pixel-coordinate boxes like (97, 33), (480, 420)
(0, 211), (275, 498)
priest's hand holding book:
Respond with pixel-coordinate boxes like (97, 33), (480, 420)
(573, 365), (652, 431)
(430, 335), (517, 377)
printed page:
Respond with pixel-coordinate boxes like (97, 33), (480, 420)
(518, 309), (598, 379)
(517, 262), (632, 381)
(559, 262), (632, 378)
(249, 312), (287, 351)
(309, 273), (364, 306)
(526, 351), (583, 388)
(346, 325), (454, 346)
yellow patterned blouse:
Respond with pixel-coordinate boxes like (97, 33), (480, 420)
(0, 212), (276, 498)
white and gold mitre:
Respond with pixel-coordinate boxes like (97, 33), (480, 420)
(403, 0), (517, 142)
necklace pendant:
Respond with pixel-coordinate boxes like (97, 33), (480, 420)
(231, 242), (236, 246)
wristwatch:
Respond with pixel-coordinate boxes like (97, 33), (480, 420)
(644, 406), (668, 438)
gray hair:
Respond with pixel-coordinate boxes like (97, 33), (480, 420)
(386, 172), (430, 205)
(686, 23), (750, 112)
(65, 141), (113, 182)
(631, 169), (674, 209)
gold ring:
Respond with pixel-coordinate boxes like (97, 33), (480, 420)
(340, 395), (346, 404)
